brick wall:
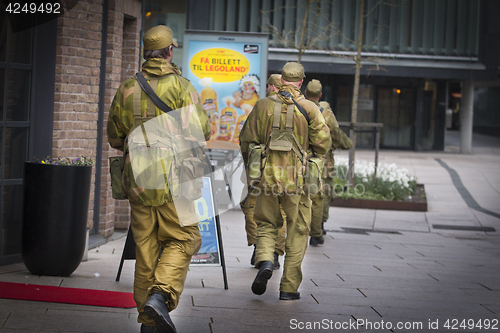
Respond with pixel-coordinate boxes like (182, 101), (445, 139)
(53, 0), (103, 230)
(53, 0), (141, 237)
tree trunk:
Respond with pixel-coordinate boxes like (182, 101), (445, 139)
(297, 0), (311, 63)
(348, 0), (364, 187)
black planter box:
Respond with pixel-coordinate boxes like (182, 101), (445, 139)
(22, 162), (92, 276)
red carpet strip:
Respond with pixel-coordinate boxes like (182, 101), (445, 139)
(0, 281), (136, 308)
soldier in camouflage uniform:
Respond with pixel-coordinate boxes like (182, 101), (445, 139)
(304, 79), (352, 246)
(107, 25), (210, 333)
(319, 100), (352, 228)
(240, 63), (331, 300)
(265, 74), (282, 96)
(241, 74), (286, 270)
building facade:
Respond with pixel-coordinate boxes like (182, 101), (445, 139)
(0, 0), (142, 265)
(194, 0), (500, 151)
(0, 0), (499, 265)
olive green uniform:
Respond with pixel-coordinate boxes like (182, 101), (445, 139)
(107, 58), (210, 326)
(309, 101), (350, 237)
(240, 84), (331, 293)
(319, 101), (352, 224)
(241, 88), (286, 258)
(241, 188), (287, 256)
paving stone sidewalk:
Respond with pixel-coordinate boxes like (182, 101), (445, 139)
(0, 132), (499, 333)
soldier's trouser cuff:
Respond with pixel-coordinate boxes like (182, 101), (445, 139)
(280, 197), (310, 293)
(309, 193), (324, 238)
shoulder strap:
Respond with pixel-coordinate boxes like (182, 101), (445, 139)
(268, 98), (305, 161)
(272, 99), (282, 129)
(278, 90), (309, 124)
(272, 98), (294, 130)
(135, 72), (174, 113)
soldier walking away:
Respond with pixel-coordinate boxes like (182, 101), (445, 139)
(266, 74), (282, 96)
(240, 62), (331, 301)
(107, 25), (211, 333)
(304, 79), (352, 246)
(241, 74), (286, 270)
(318, 100), (352, 236)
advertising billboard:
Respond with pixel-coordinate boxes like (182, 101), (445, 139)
(183, 30), (269, 150)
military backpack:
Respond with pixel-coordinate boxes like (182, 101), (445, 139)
(110, 72), (207, 201)
(247, 92), (324, 194)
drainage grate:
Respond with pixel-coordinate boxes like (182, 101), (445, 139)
(327, 228), (403, 235)
(432, 225), (496, 232)
(342, 227), (402, 235)
(327, 227), (401, 235)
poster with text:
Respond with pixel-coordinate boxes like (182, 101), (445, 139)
(183, 31), (269, 150)
(190, 177), (220, 266)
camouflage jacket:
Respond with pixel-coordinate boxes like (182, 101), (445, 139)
(318, 101), (352, 179)
(240, 84), (331, 194)
(107, 59), (211, 206)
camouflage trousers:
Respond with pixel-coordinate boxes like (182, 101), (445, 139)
(309, 191), (324, 238)
(129, 200), (202, 326)
(241, 186), (287, 256)
(254, 192), (311, 293)
(322, 177), (335, 223)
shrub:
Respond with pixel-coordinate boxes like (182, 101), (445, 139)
(333, 157), (417, 201)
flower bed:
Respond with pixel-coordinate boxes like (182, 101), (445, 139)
(330, 158), (427, 211)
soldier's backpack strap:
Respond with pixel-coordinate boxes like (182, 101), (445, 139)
(278, 90), (310, 124)
(135, 72), (174, 114)
(271, 98), (294, 130)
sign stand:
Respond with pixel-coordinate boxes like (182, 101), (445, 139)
(115, 175), (228, 290)
(115, 227), (135, 282)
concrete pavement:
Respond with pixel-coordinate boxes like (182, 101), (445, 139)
(0, 130), (499, 333)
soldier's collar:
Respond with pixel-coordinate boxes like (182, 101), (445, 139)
(142, 58), (181, 77)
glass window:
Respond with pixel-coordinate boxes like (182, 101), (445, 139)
(9, 22), (32, 64)
(144, 0), (187, 70)
(419, 81), (437, 150)
(4, 128), (28, 180)
(356, 85), (374, 147)
(334, 84), (374, 148)
(1, 185), (23, 256)
(0, 9), (7, 62)
(0, 68), (4, 120)
(6, 69), (30, 121)
(335, 85), (352, 122)
(377, 87), (414, 148)
(0, 128), (2, 165)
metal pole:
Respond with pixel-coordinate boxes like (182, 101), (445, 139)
(93, 0), (109, 236)
(460, 80), (474, 154)
(348, 127), (355, 187)
(374, 128), (380, 183)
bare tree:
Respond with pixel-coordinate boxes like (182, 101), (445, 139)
(326, 0), (392, 187)
(261, 0), (334, 63)
(347, 0), (365, 187)
(262, 0), (393, 186)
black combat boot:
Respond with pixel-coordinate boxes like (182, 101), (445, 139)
(251, 261), (273, 295)
(143, 293), (176, 333)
